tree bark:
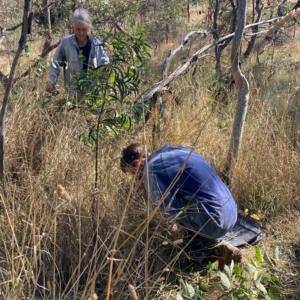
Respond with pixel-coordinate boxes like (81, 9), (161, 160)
(243, 0), (262, 59)
(0, 0), (33, 184)
(222, 0), (249, 186)
(42, 0), (52, 58)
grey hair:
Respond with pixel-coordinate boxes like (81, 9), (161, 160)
(72, 8), (92, 29)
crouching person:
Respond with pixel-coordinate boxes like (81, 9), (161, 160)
(120, 143), (242, 270)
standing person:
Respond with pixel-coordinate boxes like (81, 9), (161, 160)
(120, 143), (242, 269)
(45, 8), (109, 95)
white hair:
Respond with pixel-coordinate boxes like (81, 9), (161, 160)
(72, 8), (92, 29)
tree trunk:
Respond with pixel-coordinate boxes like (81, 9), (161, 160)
(222, 0), (249, 186)
(42, 0), (52, 57)
(0, 0), (33, 184)
(243, 0), (262, 59)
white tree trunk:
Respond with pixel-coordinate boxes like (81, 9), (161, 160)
(222, 0), (249, 185)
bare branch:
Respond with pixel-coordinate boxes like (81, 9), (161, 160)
(109, 17), (130, 35)
(266, 7), (300, 38)
(0, 22), (23, 32)
(0, 23), (23, 44)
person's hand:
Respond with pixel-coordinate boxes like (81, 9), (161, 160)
(45, 81), (56, 93)
(171, 223), (179, 232)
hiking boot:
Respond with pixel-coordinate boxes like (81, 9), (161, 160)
(214, 241), (242, 271)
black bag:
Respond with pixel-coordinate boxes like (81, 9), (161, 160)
(217, 213), (266, 247)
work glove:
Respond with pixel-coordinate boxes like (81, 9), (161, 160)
(45, 80), (56, 93)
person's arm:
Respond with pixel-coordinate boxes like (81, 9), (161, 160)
(47, 39), (66, 87)
(94, 38), (109, 66)
(144, 169), (181, 217)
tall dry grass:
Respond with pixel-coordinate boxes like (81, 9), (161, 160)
(0, 28), (300, 300)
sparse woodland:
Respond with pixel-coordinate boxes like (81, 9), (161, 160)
(0, 0), (300, 299)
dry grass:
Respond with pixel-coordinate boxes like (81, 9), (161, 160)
(0, 10), (300, 300)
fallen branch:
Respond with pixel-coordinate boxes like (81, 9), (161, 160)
(135, 15), (293, 104)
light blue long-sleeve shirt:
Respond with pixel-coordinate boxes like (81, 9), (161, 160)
(143, 144), (237, 239)
(48, 34), (109, 94)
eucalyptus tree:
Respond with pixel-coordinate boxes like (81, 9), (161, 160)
(73, 31), (150, 190)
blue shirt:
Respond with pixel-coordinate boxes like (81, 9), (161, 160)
(143, 144), (237, 238)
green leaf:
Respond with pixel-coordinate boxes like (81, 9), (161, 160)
(263, 252), (275, 267)
(254, 273), (262, 286)
(256, 282), (267, 295)
(186, 282), (195, 297)
(176, 293), (184, 300)
(198, 279), (208, 292)
(243, 263), (257, 274)
(239, 277), (251, 290)
(250, 259), (258, 268)
(223, 264), (231, 277)
(271, 257), (277, 266)
(268, 286), (281, 298)
(274, 246), (280, 260)
(271, 274), (283, 287)
(261, 274), (271, 285)
(212, 282), (225, 292)
(220, 271), (231, 290)
(200, 269), (208, 276)
(233, 264), (243, 276)
(231, 274), (236, 284)
(255, 246), (263, 263)
(232, 289), (251, 300)
(230, 259), (235, 274)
